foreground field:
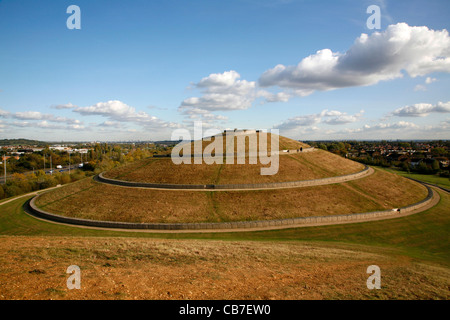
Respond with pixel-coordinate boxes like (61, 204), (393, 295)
(33, 169), (427, 224)
(0, 182), (448, 299)
(0, 237), (448, 300)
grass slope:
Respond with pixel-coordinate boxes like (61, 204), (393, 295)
(33, 168), (427, 224)
(0, 189), (449, 299)
(380, 167), (450, 189)
(103, 150), (364, 185)
(0, 187), (448, 266)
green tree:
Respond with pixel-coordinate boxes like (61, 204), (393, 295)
(38, 175), (57, 189)
(416, 161), (429, 174)
(432, 159), (440, 171)
(399, 142), (411, 149)
(59, 174), (72, 185)
(5, 185), (23, 198)
(35, 170), (46, 177)
(401, 161), (411, 173)
(12, 173), (32, 193)
(432, 147), (446, 155)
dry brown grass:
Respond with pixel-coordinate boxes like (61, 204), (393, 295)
(35, 169), (428, 224)
(108, 159), (221, 184)
(295, 149), (365, 176)
(348, 168), (428, 208)
(104, 149), (364, 185)
(0, 236), (448, 300)
(179, 132), (310, 154)
(36, 178), (212, 223)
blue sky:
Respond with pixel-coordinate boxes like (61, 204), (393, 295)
(0, 0), (449, 141)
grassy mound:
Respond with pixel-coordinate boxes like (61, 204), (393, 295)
(182, 131), (310, 154)
(103, 149), (364, 185)
(35, 168), (427, 224)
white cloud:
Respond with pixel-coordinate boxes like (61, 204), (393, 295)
(10, 121), (30, 128)
(180, 71), (258, 112)
(10, 120), (85, 131)
(0, 108), (10, 118)
(196, 70), (242, 88)
(319, 120), (449, 140)
(259, 23), (450, 95)
(337, 121), (419, 136)
(258, 90), (292, 102)
(13, 111), (49, 120)
(391, 101), (450, 117)
(274, 114), (322, 130)
(413, 76), (439, 91)
(74, 100), (180, 130)
(274, 109), (364, 131)
(0, 120), (5, 132)
(74, 100), (137, 118)
(319, 110), (344, 117)
(322, 114), (363, 125)
(98, 121), (123, 128)
(414, 84), (427, 91)
(67, 124), (85, 130)
(178, 106), (229, 132)
(51, 103), (77, 110)
(363, 121), (419, 131)
(179, 106), (228, 121)
(2, 101), (179, 139)
(414, 76), (438, 91)
(179, 71), (295, 128)
(181, 93), (253, 111)
(328, 121), (421, 139)
(425, 77), (437, 84)
(11, 111), (83, 126)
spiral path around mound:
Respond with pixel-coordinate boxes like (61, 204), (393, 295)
(25, 180), (438, 233)
(95, 150), (375, 191)
(22, 144), (436, 232)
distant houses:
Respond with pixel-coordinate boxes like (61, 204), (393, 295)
(322, 140), (449, 173)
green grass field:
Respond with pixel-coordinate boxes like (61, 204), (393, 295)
(379, 167), (450, 189)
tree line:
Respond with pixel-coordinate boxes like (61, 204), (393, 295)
(308, 140), (449, 177)
(0, 144), (158, 200)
